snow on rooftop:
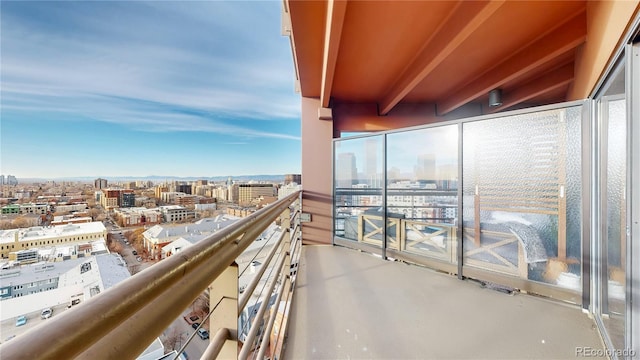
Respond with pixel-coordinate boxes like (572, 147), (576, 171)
(144, 216), (239, 241)
(0, 222), (106, 244)
(95, 253), (130, 290)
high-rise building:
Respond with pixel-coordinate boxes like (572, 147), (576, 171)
(284, 174), (302, 185)
(121, 193), (136, 208)
(154, 186), (168, 199)
(6, 175), (18, 186)
(364, 139), (379, 187)
(415, 154), (436, 181)
(176, 184), (192, 195)
(336, 153), (357, 188)
(94, 178), (108, 189)
(238, 184), (275, 206)
(100, 189), (134, 210)
(228, 184), (239, 203)
(123, 182), (136, 190)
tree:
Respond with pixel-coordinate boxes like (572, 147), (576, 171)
(12, 216), (30, 228)
(191, 290), (210, 319)
(126, 228), (146, 248)
(108, 240), (123, 254)
(163, 326), (185, 352)
(87, 208), (101, 221)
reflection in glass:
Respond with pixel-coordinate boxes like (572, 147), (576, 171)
(462, 107), (582, 289)
(334, 136), (384, 247)
(386, 126), (458, 262)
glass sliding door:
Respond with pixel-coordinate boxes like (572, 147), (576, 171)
(595, 60), (627, 353)
(385, 126), (458, 264)
(333, 135), (384, 251)
(332, 102), (586, 301)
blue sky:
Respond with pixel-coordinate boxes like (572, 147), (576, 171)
(1, 1), (301, 179)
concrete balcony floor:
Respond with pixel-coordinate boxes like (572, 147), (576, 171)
(284, 245), (605, 359)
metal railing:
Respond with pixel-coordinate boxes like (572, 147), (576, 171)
(0, 191), (302, 360)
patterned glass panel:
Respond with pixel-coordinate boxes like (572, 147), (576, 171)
(462, 107), (582, 289)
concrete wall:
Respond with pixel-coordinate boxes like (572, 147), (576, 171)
(301, 97), (333, 245)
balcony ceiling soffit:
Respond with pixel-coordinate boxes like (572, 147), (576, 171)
(288, 0), (588, 115)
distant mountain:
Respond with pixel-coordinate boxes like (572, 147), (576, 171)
(16, 174), (289, 183)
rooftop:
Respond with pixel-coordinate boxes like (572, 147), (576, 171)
(0, 222), (107, 244)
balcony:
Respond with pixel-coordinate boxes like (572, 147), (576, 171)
(0, 190), (610, 359)
(0, 2), (637, 359)
(285, 245), (604, 359)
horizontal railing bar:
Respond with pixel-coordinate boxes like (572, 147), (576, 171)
(237, 230), (281, 278)
(290, 233), (300, 266)
(0, 191), (300, 360)
(291, 208), (300, 224)
(291, 223), (300, 240)
(481, 207), (558, 215)
(202, 328), (230, 360)
(77, 210), (275, 358)
(238, 228), (287, 312)
(238, 251), (288, 360)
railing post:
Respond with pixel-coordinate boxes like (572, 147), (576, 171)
(282, 206), (292, 271)
(206, 262), (238, 360)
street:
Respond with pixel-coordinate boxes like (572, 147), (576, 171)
(160, 309), (209, 359)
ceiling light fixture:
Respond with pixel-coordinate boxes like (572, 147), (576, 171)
(488, 88), (502, 107)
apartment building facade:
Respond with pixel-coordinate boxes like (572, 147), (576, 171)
(100, 189), (134, 210)
(0, 222), (107, 259)
(238, 184), (275, 206)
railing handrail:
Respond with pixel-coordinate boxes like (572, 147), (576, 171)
(0, 191), (301, 360)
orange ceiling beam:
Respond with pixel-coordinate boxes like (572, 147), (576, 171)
(438, 13), (586, 115)
(488, 63), (575, 113)
(379, 0), (505, 116)
(321, 0), (348, 108)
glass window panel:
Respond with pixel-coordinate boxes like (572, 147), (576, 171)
(334, 135), (384, 246)
(386, 126), (458, 262)
(462, 107), (582, 289)
(603, 96), (626, 350)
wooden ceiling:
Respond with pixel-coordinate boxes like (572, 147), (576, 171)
(285, 0), (587, 115)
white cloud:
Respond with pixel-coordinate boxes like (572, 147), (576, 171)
(1, 1), (301, 137)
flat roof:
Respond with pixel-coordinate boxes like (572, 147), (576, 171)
(0, 222), (106, 244)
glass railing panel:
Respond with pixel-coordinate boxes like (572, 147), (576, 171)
(462, 106), (583, 290)
(386, 126), (458, 262)
(334, 135), (384, 247)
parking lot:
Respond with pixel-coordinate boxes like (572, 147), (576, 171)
(0, 303), (69, 345)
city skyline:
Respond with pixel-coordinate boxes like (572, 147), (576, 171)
(1, 1), (301, 178)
